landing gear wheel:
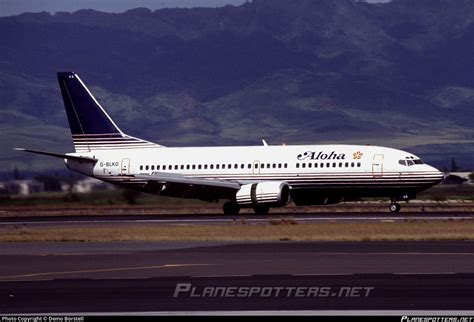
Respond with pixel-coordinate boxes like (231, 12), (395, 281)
(253, 205), (270, 215)
(389, 203), (401, 213)
(223, 201), (240, 216)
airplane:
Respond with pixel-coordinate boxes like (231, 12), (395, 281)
(15, 72), (444, 214)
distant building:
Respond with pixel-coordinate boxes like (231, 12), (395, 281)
(2, 180), (45, 195)
(442, 172), (472, 185)
(71, 178), (113, 193)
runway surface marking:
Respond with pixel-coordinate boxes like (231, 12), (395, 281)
(1, 216), (472, 225)
(8, 251), (474, 256)
(0, 263), (215, 280)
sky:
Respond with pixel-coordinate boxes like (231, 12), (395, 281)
(0, 0), (392, 17)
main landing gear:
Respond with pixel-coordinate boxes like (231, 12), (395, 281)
(223, 201), (240, 216)
(252, 205), (270, 215)
(222, 202), (270, 215)
(388, 198), (402, 212)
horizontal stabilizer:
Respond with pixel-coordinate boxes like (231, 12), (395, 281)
(13, 148), (97, 163)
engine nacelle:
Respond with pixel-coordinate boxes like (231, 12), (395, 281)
(236, 181), (290, 207)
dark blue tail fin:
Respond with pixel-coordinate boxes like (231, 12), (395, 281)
(57, 72), (122, 136)
(57, 72), (162, 152)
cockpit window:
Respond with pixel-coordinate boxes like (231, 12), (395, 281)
(399, 158), (424, 166)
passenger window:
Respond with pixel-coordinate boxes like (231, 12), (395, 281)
(267, 164), (271, 169)
(345, 162), (349, 167)
(278, 164), (282, 168)
(284, 163), (288, 168)
(296, 163), (300, 168)
(302, 163), (306, 168)
(174, 165), (178, 170)
(248, 164), (252, 169)
(198, 165), (202, 170)
(216, 164), (220, 169)
(228, 164), (232, 169)
(272, 164), (276, 168)
(339, 163), (342, 167)
(150, 165), (154, 170)
(241, 164), (244, 169)
(351, 162), (354, 167)
(204, 165), (208, 170)
(357, 162), (361, 167)
(234, 164), (238, 169)
(308, 163), (312, 168)
(332, 163), (336, 168)
(181, 165), (184, 170)
(145, 165), (149, 170)
(210, 164), (214, 169)
(192, 165), (196, 170)
(186, 165), (190, 170)
(321, 163), (324, 168)
(326, 163), (330, 168)
(140, 165), (143, 170)
(168, 165), (172, 170)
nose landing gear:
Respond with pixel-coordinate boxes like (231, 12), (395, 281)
(389, 202), (401, 213)
(388, 195), (409, 213)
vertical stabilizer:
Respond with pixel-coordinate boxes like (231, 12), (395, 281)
(57, 72), (163, 152)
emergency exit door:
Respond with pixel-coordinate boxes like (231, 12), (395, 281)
(372, 154), (384, 178)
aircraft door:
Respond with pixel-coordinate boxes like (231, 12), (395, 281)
(121, 158), (130, 176)
(372, 154), (384, 178)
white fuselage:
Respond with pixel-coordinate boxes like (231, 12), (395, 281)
(24, 72), (444, 213)
(66, 144), (443, 203)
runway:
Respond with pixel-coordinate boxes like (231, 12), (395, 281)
(1, 241), (474, 313)
(0, 212), (472, 227)
(2, 273), (474, 313)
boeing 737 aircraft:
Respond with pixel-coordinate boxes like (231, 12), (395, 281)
(16, 72), (444, 214)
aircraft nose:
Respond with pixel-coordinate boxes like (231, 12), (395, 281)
(426, 165), (444, 182)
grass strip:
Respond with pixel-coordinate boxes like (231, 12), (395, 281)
(1, 220), (473, 242)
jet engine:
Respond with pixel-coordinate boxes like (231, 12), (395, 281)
(236, 181), (290, 207)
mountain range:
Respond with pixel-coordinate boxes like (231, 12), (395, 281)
(1, 0), (474, 175)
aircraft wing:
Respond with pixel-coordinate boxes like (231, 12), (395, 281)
(134, 173), (240, 202)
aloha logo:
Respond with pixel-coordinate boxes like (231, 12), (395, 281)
(353, 151), (363, 160)
(297, 151), (346, 161)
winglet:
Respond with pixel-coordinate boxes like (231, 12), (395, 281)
(262, 139), (268, 147)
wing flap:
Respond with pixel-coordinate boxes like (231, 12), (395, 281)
(134, 173), (240, 202)
(135, 173), (240, 190)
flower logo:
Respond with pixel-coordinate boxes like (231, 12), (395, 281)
(353, 151), (363, 160)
